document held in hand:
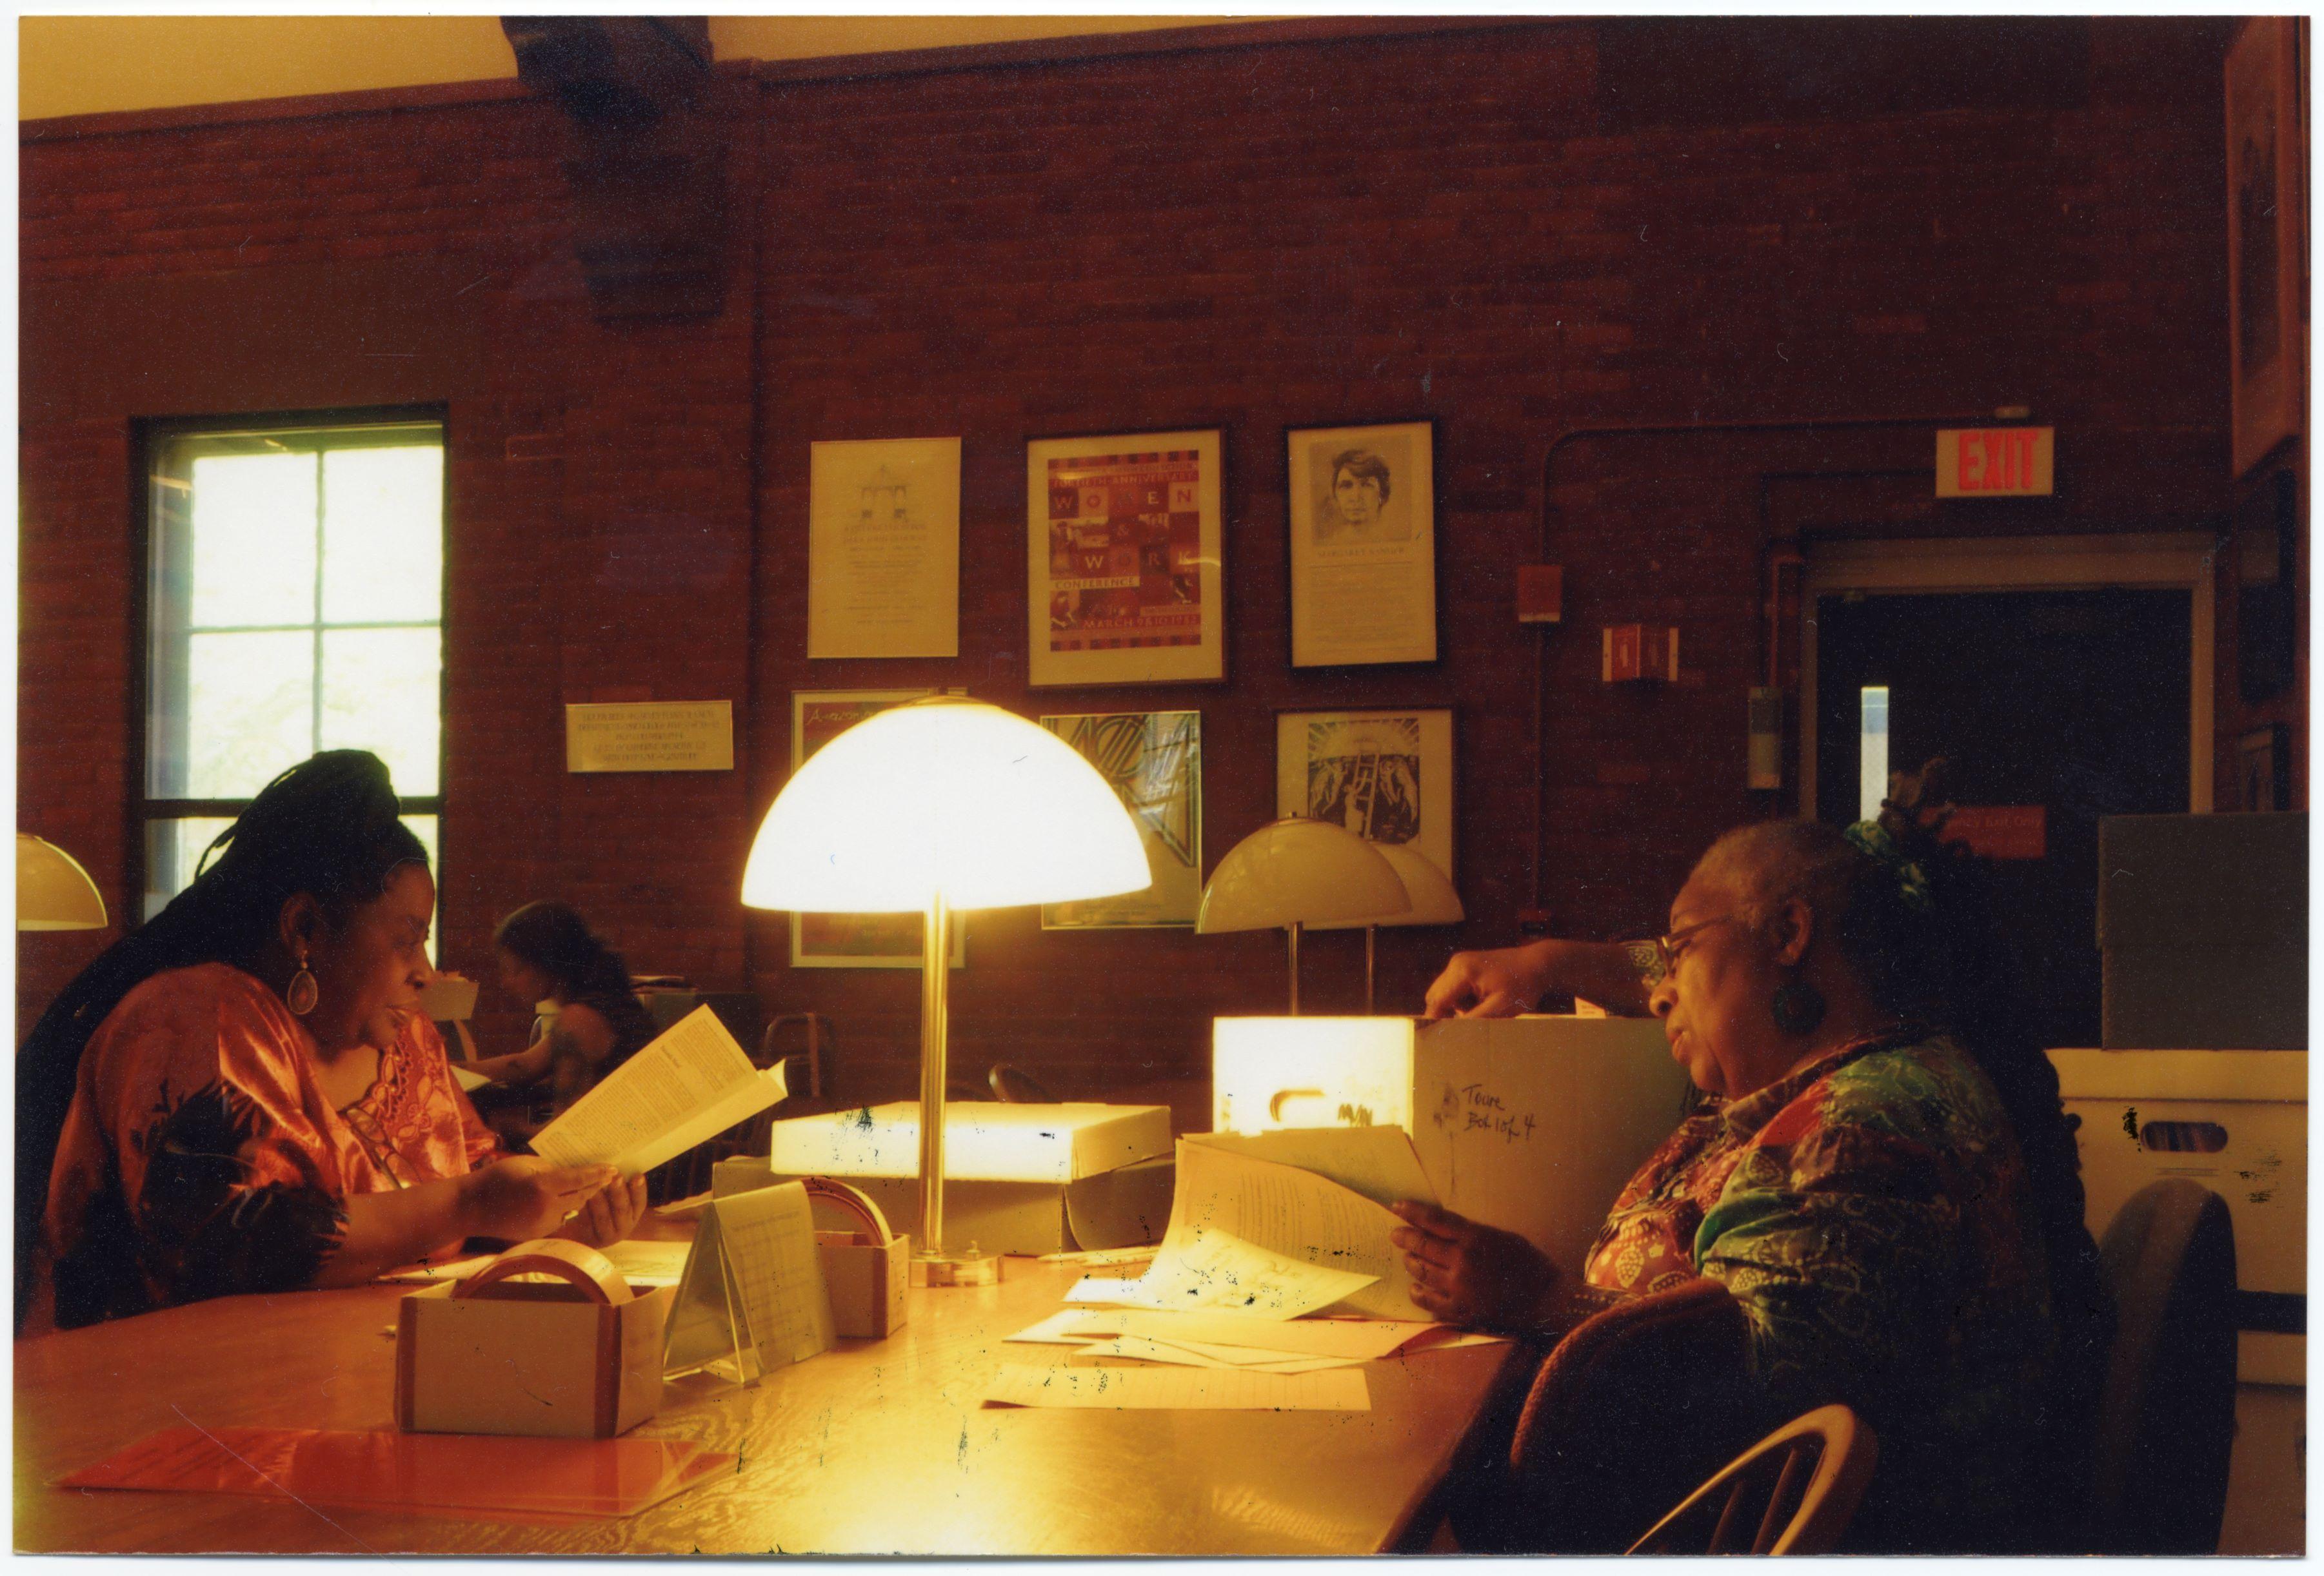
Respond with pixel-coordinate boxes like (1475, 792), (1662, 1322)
(529, 1006), (786, 1177)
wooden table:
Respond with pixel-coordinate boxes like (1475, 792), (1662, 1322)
(15, 1260), (1516, 1555)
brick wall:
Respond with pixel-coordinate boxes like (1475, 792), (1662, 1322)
(19, 19), (2275, 1095)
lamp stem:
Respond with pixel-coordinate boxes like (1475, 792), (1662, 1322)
(917, 894), (952, 1260)
(1364, 925), (1378, 1014)
(1286, 920), (1302, 1016)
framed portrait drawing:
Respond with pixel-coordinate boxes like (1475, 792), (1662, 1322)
(1286, 420), (1437, 668)
(807, 437), (960, 658)
(1026, 429), (1224, 687)
(788, 689), (968, 969)
(1275, 707), (1455, 883)
(2227, 18), (2307, 477)
(1038, 711), (1202, 929)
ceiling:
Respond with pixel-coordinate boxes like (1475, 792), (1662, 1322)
(17, 15), (1262, 122)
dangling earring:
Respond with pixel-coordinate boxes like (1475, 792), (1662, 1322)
(1770, 978), (1825, 1036)
(286, 948), (319, 1017)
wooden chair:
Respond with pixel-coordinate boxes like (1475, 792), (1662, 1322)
(1625, 1404), (1880, 1555)
(1449, 1277), (1756, 1553)
(2085, 1177), (2238, 1553)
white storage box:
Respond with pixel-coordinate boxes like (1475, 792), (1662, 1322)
(2051, 1047), (2307, 1383)
(770, 1101), (1170, 1183)
(1213, 1014), (1692, 1276)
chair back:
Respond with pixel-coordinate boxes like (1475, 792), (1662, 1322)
(1625, 1404), (1879, 1555)
(1479, 1277), (1753, 1553)
(2087, 1177), (2238, 1554)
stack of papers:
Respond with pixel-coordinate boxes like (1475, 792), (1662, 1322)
(1063, 1130), (1440, 1320)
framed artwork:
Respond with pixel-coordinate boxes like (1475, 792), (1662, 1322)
(1286, 420), (1438, 667)
(1026, 428), (1224, 687)
(807, 437), (960, 658)
(2227, 18), (2307, 477)
(2238, 723), (2290, 812)
(788, 689), (968, 969)
(1037, 711), (1201, 929)
(1275, 707), (1455, 883)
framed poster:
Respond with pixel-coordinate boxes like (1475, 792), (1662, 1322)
(1027, 428), (1224, 687)
(788, 689), (968, 970)
(1287, 420), (1438, 667)
(1038, 711), (1201, 929)
(2227, 18), (2307, 477)
(1275, 707), (1455, 883)
(808, 437), (960, 658)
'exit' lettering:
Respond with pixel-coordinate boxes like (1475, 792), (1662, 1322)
(1934, 427), (2055, 498)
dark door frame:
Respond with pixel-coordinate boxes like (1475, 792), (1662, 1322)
(1800, 533), (2218, 816)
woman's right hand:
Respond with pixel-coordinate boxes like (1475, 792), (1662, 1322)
(459, 1157), (620, 1243)
(1389, 1201), (1563, 1331)
(1424, 940), (1559, 1018)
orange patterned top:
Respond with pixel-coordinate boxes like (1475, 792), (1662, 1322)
(45, 963), (499, 1327)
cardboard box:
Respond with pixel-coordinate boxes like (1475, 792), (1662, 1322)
(395, 1279), (673, 1438)
(2051, 1047), (2307, 1383)
(2098, 813), (2307, 1050)
(769, 1101), (1171, 1183)
(1213, 1014), (1693, 1276)
(817, 1230), (909, 1339)
(714, 1154), (1176, 1257)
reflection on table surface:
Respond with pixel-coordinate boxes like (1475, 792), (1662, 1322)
(15, 1253), (1515, 1556)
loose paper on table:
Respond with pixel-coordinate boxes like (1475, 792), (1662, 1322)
(530, 1005), (786, 1177)
(983, 1364), (1369, 1412)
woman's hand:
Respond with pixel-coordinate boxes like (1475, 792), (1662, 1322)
(1389, 1200), (1562, 1331)
(1424, 941), (1559, 1018)
(555, 1173), (649, 1248)
(459, 1157), (619, 1242)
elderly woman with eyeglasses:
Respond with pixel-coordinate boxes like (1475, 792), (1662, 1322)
(1398, 807), (2110, 1553)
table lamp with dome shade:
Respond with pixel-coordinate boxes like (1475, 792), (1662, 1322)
(740, 696), (1148, 1287)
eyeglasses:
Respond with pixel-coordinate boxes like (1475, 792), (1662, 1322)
(1622, 914), (1739, 985)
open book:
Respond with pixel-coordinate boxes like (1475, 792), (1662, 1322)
(528, 1005), (787, 1177)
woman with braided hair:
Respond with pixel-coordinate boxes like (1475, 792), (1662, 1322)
(1405, 783), (2109, 1553)
(19, 751), (646, 1332)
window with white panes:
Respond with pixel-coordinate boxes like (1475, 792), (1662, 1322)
(143, 418), (444, 932)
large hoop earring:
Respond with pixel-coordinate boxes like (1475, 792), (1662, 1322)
(1770, 979), (1825, 1037)
(286, 950), (319, 1017)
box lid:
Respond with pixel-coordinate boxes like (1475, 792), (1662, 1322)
(2049, 1047), (2307, 1104)
(769, 1101), (1171, 1183)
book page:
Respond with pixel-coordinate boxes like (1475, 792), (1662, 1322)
(1104, 1226), (1374, 1319)
(1127, 1139), (1427, 1321)
(982, 1364), (1369, 1411)
(1186, 1127), (1438, 1210)
(530, 1006), (786, 1174)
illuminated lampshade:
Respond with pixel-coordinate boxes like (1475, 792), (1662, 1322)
(17, 834), (107, 931)
(1196, 816), (1408, 1014)
(740, 696), (1147, 1287)
(1309, 843), (1463, 1014)
(743, 697), (1149, 913)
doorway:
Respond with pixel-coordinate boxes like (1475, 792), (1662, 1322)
(1802, 535), (2216, 1049)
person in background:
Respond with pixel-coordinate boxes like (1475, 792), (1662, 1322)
(1400, 785), (2110, 1553)
(19, 752), (646, 1332)
(463, 900), (660, 1116)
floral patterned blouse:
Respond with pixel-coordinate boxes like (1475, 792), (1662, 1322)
(1581, 1029), (2068, 1552)
(45, 962), (499, 1328)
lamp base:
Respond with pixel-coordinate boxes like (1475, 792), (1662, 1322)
(911, 1246), (1001, 1288)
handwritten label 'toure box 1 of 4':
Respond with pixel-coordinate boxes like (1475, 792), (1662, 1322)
(1212, 1014), (1691, 1276)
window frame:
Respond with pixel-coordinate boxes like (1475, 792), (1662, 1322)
(132, 404), (450, 916)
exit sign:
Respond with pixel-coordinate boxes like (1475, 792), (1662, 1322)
(1936, 427), (2054, 497)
